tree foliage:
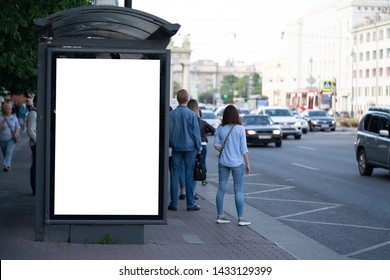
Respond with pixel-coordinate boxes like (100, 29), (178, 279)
(198, 88), (217, 105)
(219, 73), (262, 104)
(0, 0), (92, 96)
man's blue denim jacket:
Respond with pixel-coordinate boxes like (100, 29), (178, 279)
(169, 105), (201, 152)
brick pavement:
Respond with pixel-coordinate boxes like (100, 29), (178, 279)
(0, 133), (295, 260)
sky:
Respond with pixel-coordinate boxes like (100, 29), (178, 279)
(119, 0), (332, 64)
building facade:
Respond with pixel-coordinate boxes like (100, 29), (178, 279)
(352, 12), (390, 115)
(261, 58), (287, 106)
(263, 0), (390, 115)
(170, 37), (259, 106)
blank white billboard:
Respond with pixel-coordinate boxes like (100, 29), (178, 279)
(54, 58), (160, 216)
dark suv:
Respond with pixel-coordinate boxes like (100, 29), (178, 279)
(354, 107), (390, 176)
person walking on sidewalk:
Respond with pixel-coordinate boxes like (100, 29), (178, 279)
(214, 105), (251, 226)
(199, 109), (215, 185)
(26, 95), (37, 195)
(0, 102), (20, 172)
(18, 103), (29, 132)
(169, 89), (202, 211)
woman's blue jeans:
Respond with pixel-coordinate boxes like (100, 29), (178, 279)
(170, 150), (197, 208)
(0, 139), (16, 167)
(216, 163), (245, 218)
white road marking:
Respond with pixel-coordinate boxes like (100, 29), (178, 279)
(207, 172), (389, 258)
(245, 196), (339, 206)
(244, 182), (295, 187)
(280, 218), (390, 231)
(291, 162), (319, 171)
(245, 186), (295, 195)
(344, 240), (390, 257)
(298, 146), (316, 151)
(276, 205), (341, 219)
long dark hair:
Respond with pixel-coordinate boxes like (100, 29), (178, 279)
(221, 105), (242, 126)
(187, 99), (200, 117)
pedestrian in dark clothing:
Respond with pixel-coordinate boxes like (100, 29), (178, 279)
(26, 95), (37, 195)
(168, 89), (202, 211)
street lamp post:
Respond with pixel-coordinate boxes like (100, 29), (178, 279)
(307, 57), (316, 90)
(351, 49), (355, 117)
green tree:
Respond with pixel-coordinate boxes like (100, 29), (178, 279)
(236, 76), (248, 98)
(198, 88), (216, 105)
(250, 72), (262, 96)
(0, 0), (92, 96)
(219, 73), (262, 104)
(172, 80), (181, 96)
(219, 74), (236, 104)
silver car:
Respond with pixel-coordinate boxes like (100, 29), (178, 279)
(293, 112), (308, 134)
(201, 110), (221, 133)
(354, 107), (390, 176)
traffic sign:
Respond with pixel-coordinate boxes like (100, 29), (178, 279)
(322, 80), (335, 92)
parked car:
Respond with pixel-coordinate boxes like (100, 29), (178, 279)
(255, 106), (302, 139)
(200, 110), (220, 133)
(354, 107), (390, 176)
(242, 115), (282, 147)
(301, 109), (336, 131)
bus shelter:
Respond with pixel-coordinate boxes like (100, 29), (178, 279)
(34, 6), (179, 243)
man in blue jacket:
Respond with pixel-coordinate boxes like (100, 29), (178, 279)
(169, 89), (202, 211)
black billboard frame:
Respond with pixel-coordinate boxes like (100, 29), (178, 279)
(44, 47), (170, 225)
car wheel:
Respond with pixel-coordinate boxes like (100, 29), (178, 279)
(358, 149), (373, 176)
(294, 134), (301, 140)
(302, 129), (308, 134)
(275, 141), (282, 147)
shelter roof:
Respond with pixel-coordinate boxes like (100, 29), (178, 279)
(34, 6), (180, 41)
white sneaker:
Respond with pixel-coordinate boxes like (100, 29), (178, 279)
(216, 216), (230, 224)
(238, 218), (251, 226)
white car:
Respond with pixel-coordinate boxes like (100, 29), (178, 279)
(201, 110), (221, 133)
(297, 117), (309, 134)
(255, 106), (302, 139)
(292, 112), (309, 134)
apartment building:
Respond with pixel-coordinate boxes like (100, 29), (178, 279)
(352, 12), (390, 114)
(264, 0), (390, 114)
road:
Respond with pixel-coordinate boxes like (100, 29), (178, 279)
(204, 128), (390, 260)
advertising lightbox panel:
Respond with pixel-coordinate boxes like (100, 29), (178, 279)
(47, 49), (169, 222)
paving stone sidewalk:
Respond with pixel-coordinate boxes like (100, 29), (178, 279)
(0, 135), (295, 260)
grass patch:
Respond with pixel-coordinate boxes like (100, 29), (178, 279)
(99, 233), (119, 244)
(337, 118), (359, 128)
